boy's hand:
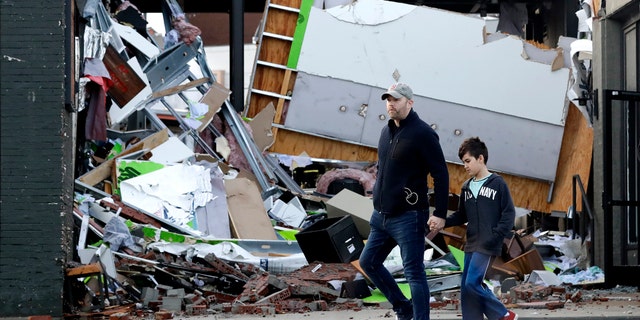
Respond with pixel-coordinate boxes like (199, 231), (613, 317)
(427, 216), (445, 232)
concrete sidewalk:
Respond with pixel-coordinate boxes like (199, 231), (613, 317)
(200, 292), (639, 320)
(204, 300), (638, 320)
(1, 297), (637, 319)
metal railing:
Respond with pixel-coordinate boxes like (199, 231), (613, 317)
(571, 174), (594, 266)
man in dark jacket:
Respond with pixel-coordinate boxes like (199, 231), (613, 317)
(359, 83), (449, 320)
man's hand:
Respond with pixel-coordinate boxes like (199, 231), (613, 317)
(427, 215), (445, 232)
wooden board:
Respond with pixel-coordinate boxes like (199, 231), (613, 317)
(265, 7), (299, 37)
(548, 103), (593, 213)
(225, 178), (278, 240)
(66, 262), (102, 276)
(198, 81), (230, 132)
(501, 248), (546, 276)
(271, 129), (378, 162)
(151, 77), (209, 100)
(248, 102), (276, 152)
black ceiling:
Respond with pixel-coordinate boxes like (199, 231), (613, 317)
(128, 1), (509, 15)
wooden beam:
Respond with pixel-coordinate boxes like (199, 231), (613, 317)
(66, 262), (102, 276)
(151, 77), (210, 99)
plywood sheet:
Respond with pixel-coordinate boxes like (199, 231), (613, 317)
(271, 129), (378, 162)
(198, 81), (230, 132)
(265, 7), (298, 37)
(225, 178), (278, 240)
(548, 103), (593, 212)
(258, 37), (292, 66)
(249, 102), (276, 152)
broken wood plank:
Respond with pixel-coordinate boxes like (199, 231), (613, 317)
(66, 262), (102, 276)
(249, 102), (277, 152)
(197, 81), (230, 132)
(225, 178), (278, 240)
(501, 249), (546, 277)
(151, 77), (210, 99)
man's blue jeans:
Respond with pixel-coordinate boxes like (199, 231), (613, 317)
(359, 209), (430, 320)
(461, 251), (508, 320)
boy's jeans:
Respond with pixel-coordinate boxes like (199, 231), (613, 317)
(461, 252), (509, 320)
(360, 209), (430, 320)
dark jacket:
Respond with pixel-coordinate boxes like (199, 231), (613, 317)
(372, 109), (449, 218)
(445, 173), (516, 256)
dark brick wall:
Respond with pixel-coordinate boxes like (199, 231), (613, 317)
(0, 0), (75, 316)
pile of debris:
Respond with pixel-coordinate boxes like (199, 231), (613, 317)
(66, 183), (610, 318)
(65, 0), (621, 318)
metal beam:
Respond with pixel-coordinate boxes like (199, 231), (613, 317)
(230, 0), (245, 112)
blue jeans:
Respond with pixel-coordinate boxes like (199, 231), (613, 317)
(359, 209), (430, 320)
(460, 252), (508, 320)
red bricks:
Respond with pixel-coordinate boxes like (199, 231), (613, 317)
(256, 287), (292, 304)
(109, 312), (129, 320)
(154, 311), (173, 320)
(185, 304), (207, 315)
(545, 301), (566, 310)
(236, 273), (271, 302)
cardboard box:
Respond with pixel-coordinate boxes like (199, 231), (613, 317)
(324, 189), (372, 239)
(295, 215), (364, 263)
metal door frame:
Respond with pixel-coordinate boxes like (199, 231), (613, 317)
(602, 89), (640, 287)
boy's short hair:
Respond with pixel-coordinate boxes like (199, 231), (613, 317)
(458, 137), (489, 164)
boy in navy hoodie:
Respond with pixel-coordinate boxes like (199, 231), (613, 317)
(435, 137), (518, 320)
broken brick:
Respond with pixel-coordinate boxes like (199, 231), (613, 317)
(232, 303), (275, 314)
(203, 253), (251, 281)
(236, 273), (271, 302)
(205, 291), (236, 304)
(289, 262), (358, 284)
(256, 287), (292, 304)
(545, 301), (566, 310)
(154, 311), (173, 320)
(185, 304), (207, 315)
(570, 290), (583, 302)
(109, 312), (129, 320)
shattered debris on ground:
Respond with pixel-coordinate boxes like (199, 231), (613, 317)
(65, 0), (636, 319)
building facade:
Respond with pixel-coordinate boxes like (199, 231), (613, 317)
(0, 0), (75, 315)
(592, 0), (640, 286)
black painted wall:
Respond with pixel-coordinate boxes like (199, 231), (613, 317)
(0, 0), (75, 315)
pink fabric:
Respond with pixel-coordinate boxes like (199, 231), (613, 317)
(315, 168), (376, 195)
(172, 15), (201, 45)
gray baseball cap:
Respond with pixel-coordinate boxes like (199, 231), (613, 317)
(381, 83), (413, 100)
